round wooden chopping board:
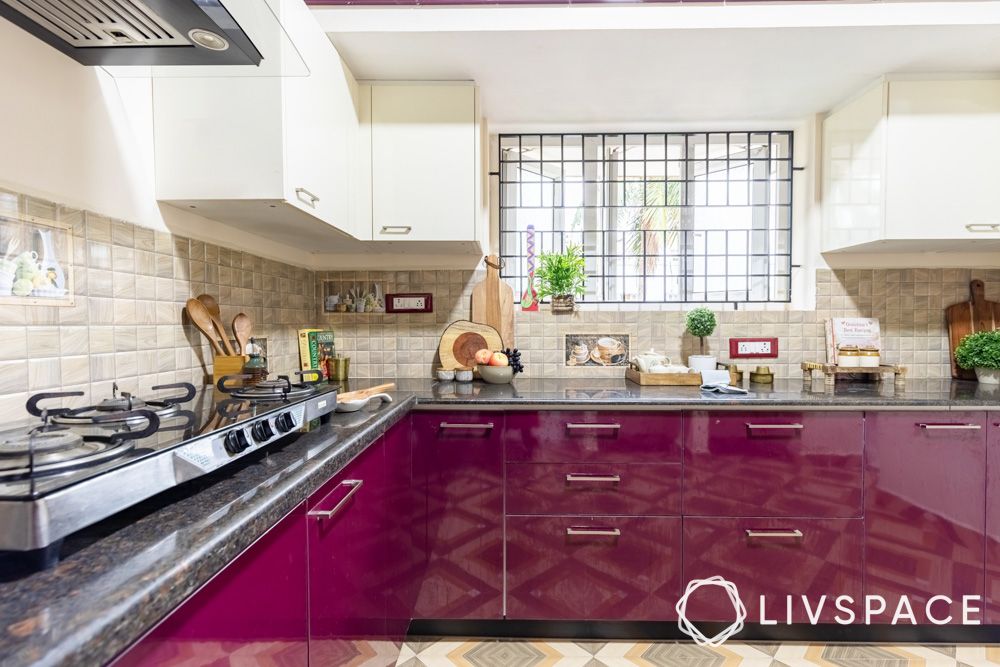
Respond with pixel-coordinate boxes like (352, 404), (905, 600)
(439, 320), (504, 370)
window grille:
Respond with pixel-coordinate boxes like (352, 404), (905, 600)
(498, 132), (793, 303)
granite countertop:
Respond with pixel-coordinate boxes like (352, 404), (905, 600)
(400, 377), (1000, 409)
(0, 395), (414, 667)
(1, 376), (997, 666)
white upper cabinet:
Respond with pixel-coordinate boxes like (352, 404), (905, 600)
(153, 0), (365, 248)
(823, 78), (1000, 253)
(364, 82), (482, 242)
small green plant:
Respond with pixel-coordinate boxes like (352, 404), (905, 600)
(685, 307), (717, 355)
(534, 244), (587, 300)
(955, 330), (1000, 370)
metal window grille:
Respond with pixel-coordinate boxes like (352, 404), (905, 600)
(498, 132), (793, 304)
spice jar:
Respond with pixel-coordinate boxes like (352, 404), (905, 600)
(241, 338), (268, 385)
(859, 346), (881, 368)
(837, 345), (861, 368)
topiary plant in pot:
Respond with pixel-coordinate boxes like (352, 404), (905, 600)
(955, 330), (1000, 384)
(685, 307), (718, 372)
(535, 244), (587, 313)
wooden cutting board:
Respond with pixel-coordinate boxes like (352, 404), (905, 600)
(438, 320), (504, 370)
(471, 255), (514, 348)
(337, 383), (396, 403)
(946, 279), (1000, 379)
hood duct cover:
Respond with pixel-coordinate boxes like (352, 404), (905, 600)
(0, 0), (262, 66)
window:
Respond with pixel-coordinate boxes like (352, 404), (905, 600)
(498, 132), (793, 304)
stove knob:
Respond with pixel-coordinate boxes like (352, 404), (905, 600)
(252, 420), (275, 442)
(224, 429), (251, 455)
(275, 412), (295, 433)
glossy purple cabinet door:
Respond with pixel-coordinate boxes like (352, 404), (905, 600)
(684, 411), (863, 517)
(383, 416), (423, 642)
(111, 503), (308, 666)
(986, 418), (1000, 624)
(506, 515), (682, 620)
(412, 412), (504, 619)
(506, 463), (681, 516)
(308, 437), (394, 666)
(683, 517), (864, 624)
(505, 411), (682, 463)
(865, 412), (987, 625)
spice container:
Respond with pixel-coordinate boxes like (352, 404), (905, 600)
(837, 345), (861, 368)
(859, 346), (881, 368)
(241, 338), (268, 385)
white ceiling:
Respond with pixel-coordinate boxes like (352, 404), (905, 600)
(316, 2), (1000, 126)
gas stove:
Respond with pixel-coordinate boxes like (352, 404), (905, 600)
(0, 373), (337, 567)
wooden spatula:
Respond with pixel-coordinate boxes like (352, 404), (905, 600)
(232, 313), (252, 355)
(185, 298), (224, 355)
(193, 293), (236, 355)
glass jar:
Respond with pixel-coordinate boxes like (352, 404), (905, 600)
(242, 338), (268, 385)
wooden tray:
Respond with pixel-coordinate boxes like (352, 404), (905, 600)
(801, 361), (906, 388)
(625, 367), (702, 386)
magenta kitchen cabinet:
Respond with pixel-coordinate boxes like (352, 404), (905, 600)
(986, 417), (1000, 624)
(411, 411), (504, 619)
(505, 515), (682, 620)
(865, 412), (987, 625)
(307, 436), (392, 666)
(110, 503), (309, 667)
(684, 411), (864, 518)
(506, 462), (681, 516)
(683, 517), (864, 624)
(505, 411), (682, 463)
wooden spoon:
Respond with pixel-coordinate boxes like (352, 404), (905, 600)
(232, 313), (252, 355)
(185, 298), (224, 356)
(194, 293), (235, 355)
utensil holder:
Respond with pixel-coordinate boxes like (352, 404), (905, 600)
(212, 355), (247, 384)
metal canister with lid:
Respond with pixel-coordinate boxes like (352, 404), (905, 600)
(859, 346), (881, 368)
(837, 345), (861, 368)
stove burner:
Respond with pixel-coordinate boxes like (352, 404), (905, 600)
(216, 371), (322, 402)
(53, 382), (195, 427)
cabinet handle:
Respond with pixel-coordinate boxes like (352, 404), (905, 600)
(439, 422), (494, 430)
(566, 423), (621, 430)
(307, 479), (363, 520)
(295, 187), (320, 207)
(566, 473), (621, 484)
(745, 529), (803, 539)
(917, 423), (981, 430)
(566, 526), (621, 537)
(965, 223), (1000, 232)
(380, 226), (412, 235)
(745, 423), (804, 430)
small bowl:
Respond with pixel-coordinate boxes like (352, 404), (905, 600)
(436, 368), (455, 382)
(477, 364), (514, 384)
(454, 367), (474, 382)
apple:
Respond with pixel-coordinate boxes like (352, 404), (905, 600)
(474, 348), (493, 365)
(489, 352), (509, 367)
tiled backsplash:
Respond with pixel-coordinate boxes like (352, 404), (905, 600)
(319, 267), (1000, 381)
(0, 188), (318, 423)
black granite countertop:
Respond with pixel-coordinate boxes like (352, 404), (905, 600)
(1, 376), (997, 666)
(0, 395), (414, 667)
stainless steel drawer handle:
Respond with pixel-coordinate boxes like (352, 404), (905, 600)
(439, 422), (494, 429)
(917, 423), (981, 430)
(745, 529), (803, 539)
(566, 423), (621, 430)
(745, 423), (804, 430)
(295, 187), (320, 207)
(380, 225), (413, 235)
(566, 527), (621, 537)
(308, 479), (363, 520)
(566, 473), (621, 484)
(965, 223), (1000, 232)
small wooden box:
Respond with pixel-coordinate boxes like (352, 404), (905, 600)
(212, 355), (247, 384)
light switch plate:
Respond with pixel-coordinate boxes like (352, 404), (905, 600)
(729, 337), (779, 358)
(386, 293), (433, 313)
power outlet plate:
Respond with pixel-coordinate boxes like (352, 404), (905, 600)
(386, 293), (433, 313)
(729, 337), (779, 358)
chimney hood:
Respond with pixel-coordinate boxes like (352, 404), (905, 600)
(0, 0), (263, 67)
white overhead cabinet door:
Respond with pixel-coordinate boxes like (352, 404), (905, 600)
(371, 84), (479, 241)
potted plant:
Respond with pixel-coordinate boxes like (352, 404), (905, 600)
(685, 307), (718, 372)
(955, 330), (1000, 384)
(535, 244), (587, 313)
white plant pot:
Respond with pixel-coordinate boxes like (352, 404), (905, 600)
(975, 367), (1000, 384)
(688, 355), (717, 372)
